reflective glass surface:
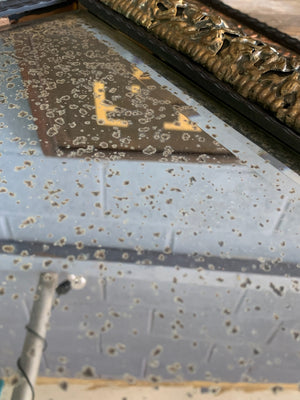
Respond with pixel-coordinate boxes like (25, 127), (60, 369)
(0, 9), (300, 398)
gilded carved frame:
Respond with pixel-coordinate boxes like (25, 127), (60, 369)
(80, 0), (300, 152)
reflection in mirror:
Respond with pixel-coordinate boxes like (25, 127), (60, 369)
(9, 15), (236, 163)
(0, 6), (300, 400)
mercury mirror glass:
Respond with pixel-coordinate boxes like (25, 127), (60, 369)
(0, 8), (300, 400)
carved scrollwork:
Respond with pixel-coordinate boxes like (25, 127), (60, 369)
(99, 0), (300, 133)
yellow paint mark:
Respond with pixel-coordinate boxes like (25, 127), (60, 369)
(132, 66), (150, 81)
(131, 84), (141, 94)
(94, 82), (128, 128)
(164, 113), (202, 132)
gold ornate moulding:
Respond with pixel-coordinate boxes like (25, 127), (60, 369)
(95, 0), (300, 134)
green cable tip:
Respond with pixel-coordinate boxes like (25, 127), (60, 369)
(0, 379), (4, 397)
